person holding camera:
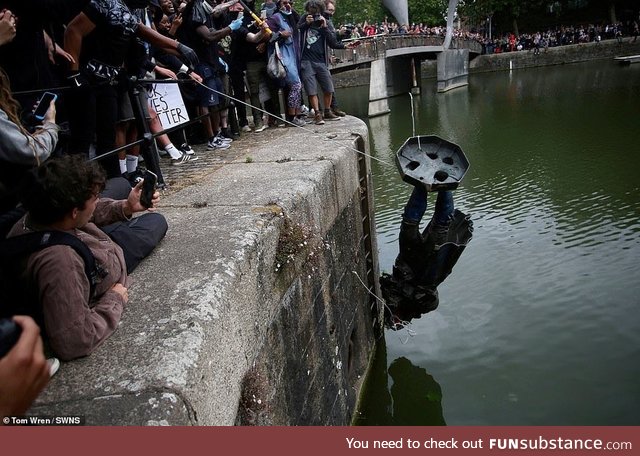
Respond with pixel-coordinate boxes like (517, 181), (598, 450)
(0, 316), (50, 419)
(297, 0), (348, 125)
(6, 155), (167, 361)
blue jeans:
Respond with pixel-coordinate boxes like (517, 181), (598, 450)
(403, 187), (453, 226)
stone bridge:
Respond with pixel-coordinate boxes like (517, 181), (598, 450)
(329, 35), (483, 116)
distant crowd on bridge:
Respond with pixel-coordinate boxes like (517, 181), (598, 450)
(481, 21), (639, 54)
(335, 19), (483, 43)
(334, 17), (639, 56)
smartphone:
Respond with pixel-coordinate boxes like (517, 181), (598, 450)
(0, 318), (21, 358)
(139, 169), (158, 209)
(33, 92), (58, 121)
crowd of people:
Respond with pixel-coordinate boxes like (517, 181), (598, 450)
(0, 0), (359, 418)
(335, 18), (483, 43)
(481, 21), (639, 54)
(333, 17), (639, 56)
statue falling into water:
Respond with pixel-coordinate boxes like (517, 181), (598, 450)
(381, 134), (473, 329)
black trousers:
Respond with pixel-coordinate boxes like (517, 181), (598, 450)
(66, 81), (121, 178)
(101, 212), (168, 274)
(229, 66), (248, 127)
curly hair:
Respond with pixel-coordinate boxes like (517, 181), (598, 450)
(303, 0), (325, 14)
(19, 155), (107, 226)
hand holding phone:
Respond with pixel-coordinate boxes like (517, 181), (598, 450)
(32, 92), (57, 121)
(139, 169), (158, 209)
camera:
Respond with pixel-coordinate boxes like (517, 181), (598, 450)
(312, 14), (323, 26)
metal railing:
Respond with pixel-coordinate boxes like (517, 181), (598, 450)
(329, 34), (483, 70)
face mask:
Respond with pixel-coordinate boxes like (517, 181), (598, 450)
(202, 0), (214, 15)
(263, 3), (276, 17)
(280, 7), (291, 15)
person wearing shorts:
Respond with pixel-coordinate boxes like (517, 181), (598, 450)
(178, 0), (241, 149)
(297, 0), (346, 125)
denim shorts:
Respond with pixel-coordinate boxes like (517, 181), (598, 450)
(195, 63), (223, 108)
(300, 60), (334, 96)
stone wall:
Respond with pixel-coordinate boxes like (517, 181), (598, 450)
(469, 39), (640, 73)
(29, 118), (382, 426)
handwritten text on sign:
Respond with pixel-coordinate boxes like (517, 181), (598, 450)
(149, 83), (189, 129)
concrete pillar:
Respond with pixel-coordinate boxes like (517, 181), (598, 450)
(437, 49), (469, 92)
(368, 58), (390, 117)
(411, 57), (421, 95)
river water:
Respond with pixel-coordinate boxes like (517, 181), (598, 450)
(336, 60), (640, 425)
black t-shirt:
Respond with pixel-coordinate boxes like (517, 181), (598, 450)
(230, 14), (267, 67)
(302, 27), (326, 63)
(81, 0), (139, 67)
(179, 0), (220, 66)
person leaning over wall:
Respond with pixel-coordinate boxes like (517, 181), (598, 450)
(7, 155), (168, 361)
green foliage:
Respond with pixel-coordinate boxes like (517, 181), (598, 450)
(408, 0), (448, 25)
(291, 0), (449, 26)
(331, 0), (387, 25)
(458, 0), (638, 34)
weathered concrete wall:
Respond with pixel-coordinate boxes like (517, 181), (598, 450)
(469, 39), (640, 73)
(29, 117), (382, 425)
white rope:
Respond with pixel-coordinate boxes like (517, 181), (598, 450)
(195, 80), (395, 166)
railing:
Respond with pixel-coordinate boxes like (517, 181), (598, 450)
(329, 34), (483, 70)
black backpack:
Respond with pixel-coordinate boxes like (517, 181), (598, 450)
(0, 230), (98, 324)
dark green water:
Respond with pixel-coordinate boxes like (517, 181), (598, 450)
(337, 60), (640, 425)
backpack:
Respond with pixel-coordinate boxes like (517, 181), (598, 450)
(0, 230), (98, 324)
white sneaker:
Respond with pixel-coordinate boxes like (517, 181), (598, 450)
(291, 117), (306, 127)
(48, 357), (60, 377)
(215, 132), (233, 144)
(254, 123), (268, 133)
(207, 137), (231, 150)
(179, 143), (195, 155)
(171, 152), (199, 165)
(241, 125), (252, 133)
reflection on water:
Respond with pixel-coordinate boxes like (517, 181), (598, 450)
(339, 61), (640, 425)
(354, 340), (446, 426)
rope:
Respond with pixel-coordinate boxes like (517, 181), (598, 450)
(194, 79), (395, 167)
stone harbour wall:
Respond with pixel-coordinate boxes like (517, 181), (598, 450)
(30, 117), (382, 426)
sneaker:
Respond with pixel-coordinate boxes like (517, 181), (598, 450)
(291, 117), (307, 127)
(179, 143), (195, 155)
(323, 109), (340, 121)
(207, 137), (231, 150)
(269, 117), (286, 128)
(332, 108), (347, 117)
(171, 152), (199, 165)
(254, 123), (268, 133)
(215, 132), (233, 144)
(48, 357), (60, 377)
(241, 125), (252, 133)
(314, 112), (325, 125)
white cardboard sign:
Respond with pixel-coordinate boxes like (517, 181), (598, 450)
(148, 83), (189, 129)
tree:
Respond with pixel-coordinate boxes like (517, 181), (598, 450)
(408, 0), (449, 25)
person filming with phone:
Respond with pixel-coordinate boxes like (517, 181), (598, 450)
(0, 68), (61, 236)
(5, 155), (167, 361)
